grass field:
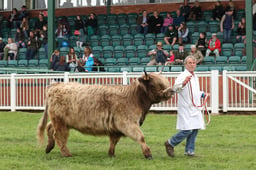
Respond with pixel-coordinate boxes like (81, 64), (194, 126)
(0, 111), (255, 170)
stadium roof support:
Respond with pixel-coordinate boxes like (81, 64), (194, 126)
(245, 0), (253, 70)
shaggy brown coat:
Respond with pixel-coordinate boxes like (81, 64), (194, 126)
(37, 72), (174, 159)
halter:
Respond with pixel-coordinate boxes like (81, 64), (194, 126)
(188, 81), (210, 125)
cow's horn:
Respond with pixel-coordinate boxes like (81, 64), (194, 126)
(144, 71), (149, 80)
(163, 86), (172, 93)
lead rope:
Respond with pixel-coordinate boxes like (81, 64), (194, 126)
(188, 81), (210, 125)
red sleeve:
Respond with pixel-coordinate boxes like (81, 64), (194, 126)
(215, 39), (221, 52)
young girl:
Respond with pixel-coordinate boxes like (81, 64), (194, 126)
(165, 50), (175, 65)
(66, 47), (78, 71)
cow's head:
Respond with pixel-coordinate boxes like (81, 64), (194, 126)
(138, 72), (174, 104)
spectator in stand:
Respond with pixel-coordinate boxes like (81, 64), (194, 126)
(189, 45), (204, 64)
(173, 43), (188, 65)
(85, 13), (97, 36)
(74, 15), (85, 47)
(26, 31), (40, 60)
(147, 41), (169, 66)
(39, 25), (48, 59)
(161, 12), (173, 33)
(189, 1), (202, 21)
(82, 46), (95, 71)
(54, 55), (70, 71)
(0, 14), (3, 36)
(15, 28), (26, 48)
(20, 17), (29, 38)
(62, 0), (74, 8)
(59, 16), (70, 37)
(165, 50), (175, 65)
(220, 8), (234, 43)
(50, 49), (60, 71)
(147, 11), (163, 34)
(173, 9), (185, 28)
(34, 13), (47, 36)
(211, 1), (224, 21)
(226, 1), (237, 20)
(164, 24), (178, 46)
(56, 22), (68, 48)
(178, 22), (189, 44)
(180, 0), (191, 22)
(236, 17), (246, 43)
(0, 37), (6, 60)
(196, 32), (208, 56)
(206, 33), (221, 57)
(66, 47), (78, 71)
(137, 10), (149, 35)
(18, 5), (29, 21)
(3, 38), (18, 60)
(7, 8), (19, 29)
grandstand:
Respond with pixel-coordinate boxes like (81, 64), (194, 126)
(0, 0), (255, 73)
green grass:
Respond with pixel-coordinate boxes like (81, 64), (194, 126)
(0, 112), (256, 170)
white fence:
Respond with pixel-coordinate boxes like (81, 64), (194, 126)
(0, 71), (255, 113)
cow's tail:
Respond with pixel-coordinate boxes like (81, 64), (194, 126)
(37, 102), (48, 146)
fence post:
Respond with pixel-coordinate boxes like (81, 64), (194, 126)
(122, 71), (128, 85)
(64, 72), (69, 83)
(10, 73), (16, 112)
(222, 70), (228, 112)
(210, 70), (219, 114)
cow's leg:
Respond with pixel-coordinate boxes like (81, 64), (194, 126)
(120, 124), (152, 160)
(108, 134), (121, 157)
(45, 122), (55, 153)
(52, 117), (72, 157)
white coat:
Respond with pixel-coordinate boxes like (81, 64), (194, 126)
(174, 69), (205, 130)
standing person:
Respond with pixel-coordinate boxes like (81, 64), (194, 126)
(137, 10), (149, 35)
(220, 9), (234, 43)
(164, 55), (207, 157)
(39, 25), (48, 59)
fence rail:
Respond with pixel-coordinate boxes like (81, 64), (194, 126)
(0, 71), (255, 113)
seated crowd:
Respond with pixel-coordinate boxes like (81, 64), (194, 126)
(0, 0), (248, 72)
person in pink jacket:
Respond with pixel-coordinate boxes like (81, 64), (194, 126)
(205, 33), (221, 57)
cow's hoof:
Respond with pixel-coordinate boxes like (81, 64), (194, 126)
(145, 155), (153, 160)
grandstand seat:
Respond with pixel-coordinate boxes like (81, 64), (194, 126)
(137, 45), (148, 58)
(109, 24), (119, 36)
(117, 58), (128, 65)
(117, 13), (128, 25)
(144, 33), (155, 46)
(140, 57), (150, 65)
(0, 70), (6, 74)
(127, 13), (137, 24)
(208, 21), (220, 33)
(125, 45), (136, 58)
(170, 66), (183, 72)
(209, 66), (222, 72)
(156, 33), (165, 44)
(241, 56), (247, 64)
(112, 35), (122, 47)
(89, 35), (100, 46)
(132, 67), (144, 72)
(234, 43), (245, 56)
(172, 44), (179, 51)
(106, 14), (117, 25)
(130, 24), (138, 35)
(203, 56), (215, 64)
(216, 56), (228, 64)
(157, 66), (170, 72)
(8, 60), (18, 67)
(120, 24), (130, 35)
(235, 65), (247, 71)
(197, 21), (208, 33)
(69, 36), (79, 47)
(0, 60), (8, 67)
(186, 21), (196, 33)
(221, 43), (233, 57)
(38, 48), (46, 60)
(217, 32), (224, 42)
(134, 33), (144, 46)
(114, 46), (125, 58)
(108, 67), (120, 72)
(120, 67), (132, 72)
(102, 46), (114, 58)
(145, 66), (157, 72)
(195, 66), (209, 71)
(162, 44), (172, 51)
(203, 10), (213, 21)
(98, 25), (109, 35)
(17, 48), (27, 60)
(228, 56), (241, 64)
(18, 59), (28, 67)
(101, 34), (111, 47)
(105, 58), (116, 66)
(129, 57), (140, 65)
(191, 32), (200, 44)
(148, 44), (157, 50)
(92, 46), (103, 58)
(39, 59), (49, 68)
(122, 34), (133, 46)
(223, 65), (236, 71)
(28, 59), (39, 67)
(184, 44), (192, 52)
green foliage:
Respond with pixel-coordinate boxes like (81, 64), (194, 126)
(0, 112), (256, 170)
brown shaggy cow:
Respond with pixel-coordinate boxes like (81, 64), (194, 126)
(37, 72), (174, 159)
